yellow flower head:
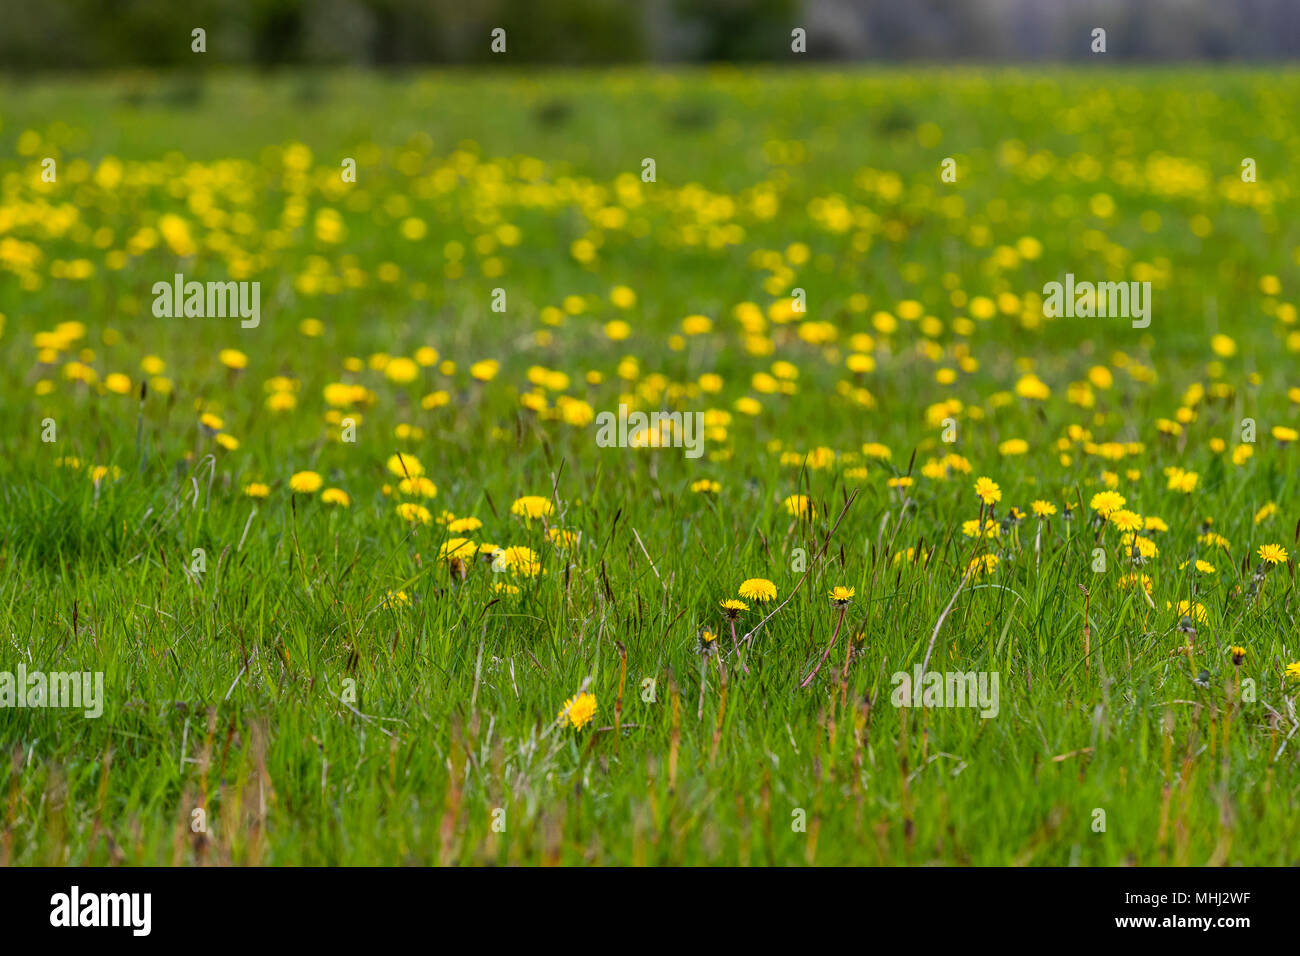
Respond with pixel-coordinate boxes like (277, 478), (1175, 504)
(104, 373), (132, 395)
(547, 528), (579, 549)
(439, 537), (477, 562)
(396, 502), (432, 525)
(289, 470), (323, 494)
(321, 487), (351, 507)
(961, 518), (1000, 539)
(386, 453), (425, 478)
(398, 476), (438, 498)
(1258, 543), (1288, 565)
(1166, 468), (1199, 493)
(829, 586), (855, 606)
(511, 495), (553, 520)
(720, 599), (748, 618)
(470, 359), (500, 382)
(495, 545), (538, 570)
(1169, 600), (1208, 623)
(738, 578), (777, 603)
(384, 357), (419, 384)
(1089, 490), (1126, 517)
(973, 476), (1001, 506)
(557, 692), (597, 731)
(782, 494), (814, 518)
(1109, 509), (1143, 533)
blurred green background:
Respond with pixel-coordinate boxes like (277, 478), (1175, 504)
(4, 0), (1298, 70)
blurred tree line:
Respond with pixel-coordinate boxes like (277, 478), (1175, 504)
(3, 0), (1296, 69)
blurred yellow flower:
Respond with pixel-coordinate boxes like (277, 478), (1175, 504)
(511, 495), (553, 520)
(290, 471), (323, 494)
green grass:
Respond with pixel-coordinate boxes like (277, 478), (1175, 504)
(1, 67), (1299, 865)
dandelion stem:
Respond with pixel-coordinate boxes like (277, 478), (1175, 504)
(697, 656), (707, 720)
(729, 618), (749, 674)
(710, 654), (728, 761)
(799, 604), (847, 689)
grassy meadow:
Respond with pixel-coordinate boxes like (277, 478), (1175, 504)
(2, 68), (1300, 865)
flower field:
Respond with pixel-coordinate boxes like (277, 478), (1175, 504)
(2, 68), (1299, 865)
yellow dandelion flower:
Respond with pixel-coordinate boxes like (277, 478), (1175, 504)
(470, 359), (500, 382)
(720, 599), (748, 618)
(384, 357), (420, 384)
(511, 495), (553, 520)
(321, 488), (351, 507)
(219, 349), (248, 370)
(782, 494), (814, 518)
(547, 528), (579, 549)
(104, 373), (132, 395)
(266, 391), (297, 413)
(495, 545), (538, 570)
(682, 314), (713, 335)
(1109, 509), (1143, 533)
(1166, 468), (1199, 493)
(289, 470), (323, 494)
(557, 692), (597, 731)
(966, 553), (1000, 577)
(1258, 543), (1288, 565)
(1090, 491), (1126, 517)
(973, 476), (1002, 505)
(862, 442), (892, 460)
(386, 453), (425, 478)
(738, 578), (777, 602)
(396, 502), (432, 525)
(829, 586), (855, 606)
(439, 538), (477, 561)
(1169, 600), (1208, 623)
(398, 476), (438, 498)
